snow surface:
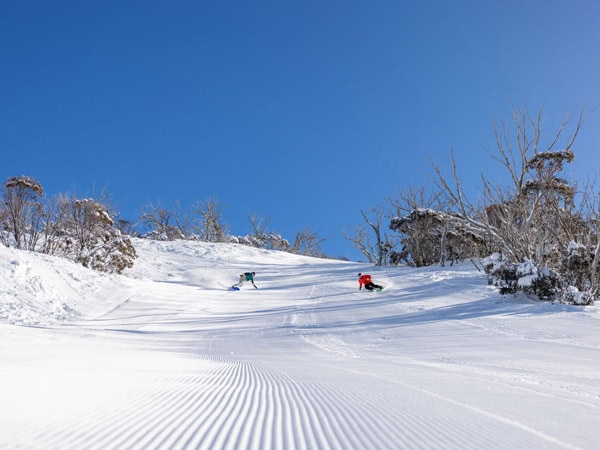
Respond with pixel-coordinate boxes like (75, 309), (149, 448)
(2, 239), (600, 449)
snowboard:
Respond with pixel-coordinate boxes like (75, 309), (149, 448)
(231, 286), (240, 291)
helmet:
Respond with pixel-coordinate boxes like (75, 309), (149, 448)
(252, 272), (256, 275)
(357, 273), (361, 277)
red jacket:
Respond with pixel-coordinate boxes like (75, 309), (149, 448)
(358, 274), (372, 289)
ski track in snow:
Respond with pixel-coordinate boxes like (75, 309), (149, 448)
(2, 239), (600, 449)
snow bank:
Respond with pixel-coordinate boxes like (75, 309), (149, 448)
(0, 245), (126, 325)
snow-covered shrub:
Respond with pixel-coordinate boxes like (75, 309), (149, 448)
(482, 252), (505, 275)
(56, 198), (137, 273)
(483, 253), (519, 294)
(560, 286), (594, 306)
(560, 241), (591, 288)
(483, 250), (596, 304)
(516, 259), (538, 291)
(483, 254), (559, 299)
(482, 240), (598, 305)
(76, 228), (137, 274)
(529, 267), (559, 300)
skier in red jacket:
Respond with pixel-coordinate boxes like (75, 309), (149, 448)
(358, 273), (383, 291)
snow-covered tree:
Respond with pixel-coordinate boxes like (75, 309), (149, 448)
(390, 208), (487, 267)
(433, 106), (596, 303)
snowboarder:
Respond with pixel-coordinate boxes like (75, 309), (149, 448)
(232, 272), (257, 289)
(358, 273), (382, 291)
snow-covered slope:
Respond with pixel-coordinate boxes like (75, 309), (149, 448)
(1, 239), (600, 449)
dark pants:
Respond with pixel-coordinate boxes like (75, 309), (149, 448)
(365, 282), (382, 291)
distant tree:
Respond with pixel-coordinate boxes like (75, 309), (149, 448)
(39, 193), (69, 255)
(191, 198), (228, 242)
(246, 213), (270, 247)
(344, 223), (372, 262)
(114, 218), (140, 237)
(290, 227), (325, 257)
(387, 186), (445, 218)
(138, 201), (185, 240)
(266, 232), (292, 251)
(0, 176), (44, 250)
(345, 207), (393, 265)
(240, 213), (288, 250)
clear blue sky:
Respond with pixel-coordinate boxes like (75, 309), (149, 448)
(2, 1), (599, 260)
